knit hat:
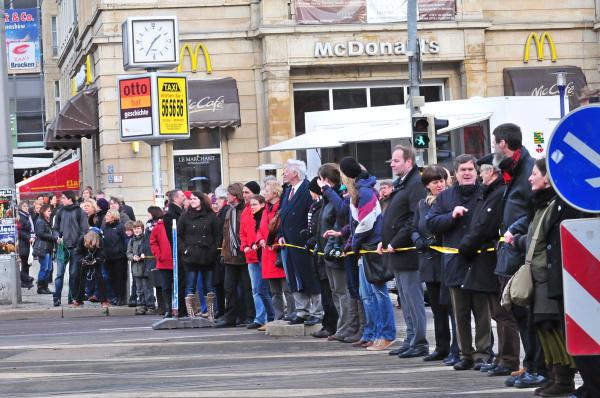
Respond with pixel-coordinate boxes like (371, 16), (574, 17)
(340, 156), (362, 179)
(244, 181), (261, 195)
(96, 198), (109, 212)
(183, 191), (192, 200)
(308, 176), (322, 196)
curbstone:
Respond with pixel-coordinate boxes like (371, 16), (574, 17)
(62, 307), (108, 318)
(0, 308), (63, 321)
(152, 317), (215, 330)
(265, 320), (322, 337)
(107, 306), (136, 317)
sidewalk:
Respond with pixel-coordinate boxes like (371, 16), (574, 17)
(0, 257), (135, 321)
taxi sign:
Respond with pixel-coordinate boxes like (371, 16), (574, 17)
(157, 76), (188, 135)
(547, 105), (600, 213)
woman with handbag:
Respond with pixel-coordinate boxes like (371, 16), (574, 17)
(17, 201), (35, 289)
(339, 157), (396, 352)
(33, 204), (58, 294)
(257, 180), (289, 326)
(177, 191), (219, 315)
(511, 158), (583, 397)
(76, 228), (110, 310)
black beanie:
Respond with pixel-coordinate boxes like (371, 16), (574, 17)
(340, 156), (362, 179)
(308, 177), (322, 196)
(244, 181), (261, 195)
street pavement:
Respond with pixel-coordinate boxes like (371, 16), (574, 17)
(0, 313), (574, 398)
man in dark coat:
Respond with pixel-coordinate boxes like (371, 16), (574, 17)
(163, 189), (186, 316)
(492, 123), (542, 386)
(279, 159), (322, 325)
(379, 145), (428, 358)
(427, 154), (490, 371)
(457, 160), (517, 376)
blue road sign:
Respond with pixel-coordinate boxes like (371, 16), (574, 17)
(547, 105), (600, 213)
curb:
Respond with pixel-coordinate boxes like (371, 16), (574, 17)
(0, 306), (139, 321)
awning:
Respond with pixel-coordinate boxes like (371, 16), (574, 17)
(438, 113), (492, 134)
(53, 87), (99, 139)
(13, 156), (53, 170)
(259, 129), (346, 152)
(44, 117), (81, 150)
(188, 77), (241, 129)
(503, 65), (587, 110)
(16, 157), (80, 197)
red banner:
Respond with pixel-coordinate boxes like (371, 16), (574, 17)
(17, 158), (80, 199)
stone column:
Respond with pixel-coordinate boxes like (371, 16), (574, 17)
(262, 63), (293, 165)
(461, 29), (487, 98)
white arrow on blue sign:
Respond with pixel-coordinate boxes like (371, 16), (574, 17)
(547, 105), (600, 213)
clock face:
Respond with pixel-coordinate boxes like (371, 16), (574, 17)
(132, 20), (176, 64)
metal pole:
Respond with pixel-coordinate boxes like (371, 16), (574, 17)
(171, 219), (179, 318)
(558, 86), (566, 118)
(150, 144), (163, 207)
(407, 0), (420, 114)
(0, 4), (19, 307)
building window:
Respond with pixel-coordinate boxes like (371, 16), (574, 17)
(51, 16), (58, 57)
(8, 75), (45, 148)
(173, 128), (222, 193)
(293, 82), (444, 178)
(57, 0), (78, 54)
(53, 80), (61, 114)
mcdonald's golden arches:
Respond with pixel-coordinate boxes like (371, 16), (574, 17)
(523, 32), (557, 63)
(177, 43), (213, 74)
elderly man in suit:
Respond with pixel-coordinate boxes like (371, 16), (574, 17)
(278, 159), (323, 326)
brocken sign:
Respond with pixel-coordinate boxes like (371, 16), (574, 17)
(177, 43), (212, 74)
(314, 39), (439, 57)
(523, 32), (557, 63)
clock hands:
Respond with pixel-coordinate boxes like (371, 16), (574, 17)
(146, 34), (162, 56)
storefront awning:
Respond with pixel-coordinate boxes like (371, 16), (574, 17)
(44, 117), (81, 150)
(53, 87), (99, 139)
(260, 129), (346, 152)
(188, 77), (241, 129)
(438, 113), (492, 134)
(16, 157), (80, 198)
(503, 65), (587, 110)
(13, 156), (53, 170)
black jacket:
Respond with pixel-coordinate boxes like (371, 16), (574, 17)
(381, 166), (426, 271)
(500, 146), (536, 235)
(53, 204), (88, 248)
(122, 203), (136, 221)
(177, 207), (219, 271)
(317, 196), (344, 270)
(18, 210), (33, 257)
(102, 220), (127, 261)
(427, 184), (482, 288)
(164, 203), (183, 249)
(34, 217), (56, 255)
(411, 199), (442, 283)
(458, 178), (505, 293)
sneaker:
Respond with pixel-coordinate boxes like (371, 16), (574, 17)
(257, 324), (267, 332)
(514, 373), (546, 389)
(505, 368), (526, 387)
(366, 339), (395, 351)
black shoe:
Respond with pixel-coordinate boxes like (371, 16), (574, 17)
(303, 315), (321, 326)
(37, 287), (53, 295)
(480, 363), (497, 373)
(472, 358), (487, 371)
(163, 311), (173, 319)
(288, 316), (307, 325)
(487, 366), (513, 377)
(110, 298), (119, 306)
(21, 281), (33, 289)
(215, 320), (236, 328)
(311, 329), (332, 338)
(246, 322), (263, 329)
(423, 351), (448, 362)
(398, 347), (429, 358)
(128, 296), (137, 307)
(444, 354), (461, 366)
(453, 359), (475, 371)
(283, 314), (295, 322)
(53, 298), (61, 307)
(389, 346), (410, 356)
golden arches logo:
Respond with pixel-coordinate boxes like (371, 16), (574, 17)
(177, 43), (213, 74)
(523, 32), (557, 63)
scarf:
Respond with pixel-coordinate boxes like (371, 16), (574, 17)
(228, 204), (241, 256)
(499, 148), (522, 184)
(253, 208), (264, 232)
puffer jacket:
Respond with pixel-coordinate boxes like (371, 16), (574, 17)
(240, 203), (259, 264)
(102, 220), (127, 261)
(149, 219), (173, 270)
(177, 206), (219, 270)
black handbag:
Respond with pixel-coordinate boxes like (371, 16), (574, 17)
(32, 239), (48, 258)
(495, 242), (525, 276)
(361, 246), (394, 284)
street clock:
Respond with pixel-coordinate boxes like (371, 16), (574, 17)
(122, 16), (179, 70)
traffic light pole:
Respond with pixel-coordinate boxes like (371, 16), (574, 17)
(407, 0), (424, 165)
(0, 4), (20, 307)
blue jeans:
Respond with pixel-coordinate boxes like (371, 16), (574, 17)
(37, 253), (53, 284)
(371, 279), (397, 341)
(248, 263), (274, 325)
(185, 270), (214, 313)
(101, 262), (116, 300)
(394, 270), (429, 350)
(358, 261), (377, 342)
(53, 247), (82, 302)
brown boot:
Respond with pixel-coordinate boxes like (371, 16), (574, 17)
(534, 366), (554, 396)
(538, 365), (575, 397)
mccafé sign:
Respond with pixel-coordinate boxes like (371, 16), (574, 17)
(315, 39), (440, 58)
(523, 32), (557, 63)
(177, 43), (213, 74)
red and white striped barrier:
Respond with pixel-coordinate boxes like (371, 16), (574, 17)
(561, 218), (600, 356)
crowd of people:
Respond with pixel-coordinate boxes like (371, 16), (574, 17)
(14, 122), (598, 398)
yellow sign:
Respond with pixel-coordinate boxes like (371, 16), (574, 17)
(157, 76), (189, 135)
(177, 43), (212, 74)
(524, 32), (557, 63)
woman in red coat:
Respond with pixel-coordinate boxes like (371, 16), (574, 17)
(257, 180), (289, 325)
(150, 217), (174, 318)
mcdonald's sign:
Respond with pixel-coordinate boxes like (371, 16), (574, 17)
(523, 32), (557, 63)
(177, 43), (212, 74)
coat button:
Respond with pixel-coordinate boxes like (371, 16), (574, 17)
(547, 244), (552, 250)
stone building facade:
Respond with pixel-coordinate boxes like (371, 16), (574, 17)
(42, 0), (600, 215)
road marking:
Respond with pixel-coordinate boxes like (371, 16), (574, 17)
(363, 365), (453, 374)
(451, 388), (534, 395)
(98, 327), (152, 331)
(0, 372), (100, 380)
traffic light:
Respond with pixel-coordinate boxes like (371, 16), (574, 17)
(431, 117), (450, 166)
(412, 115), (430, 149)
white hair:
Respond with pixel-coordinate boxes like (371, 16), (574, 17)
(286, 159), (307, 180)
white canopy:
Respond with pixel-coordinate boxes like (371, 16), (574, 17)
(12, 156), (53, 170)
